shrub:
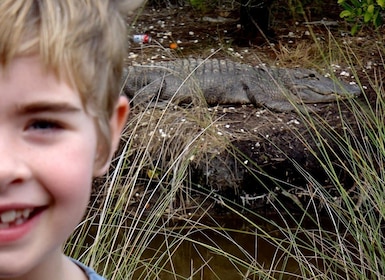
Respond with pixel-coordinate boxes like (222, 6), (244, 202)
(338, 0), (385, 34)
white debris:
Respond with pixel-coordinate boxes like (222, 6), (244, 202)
(287, 119), (300, 125)
(158, 128), (167, 138)
(128, 52), (138, 59)
(340, 71), (350, 77)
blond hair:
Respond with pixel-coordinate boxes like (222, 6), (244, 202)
(0, 0), (137, 165)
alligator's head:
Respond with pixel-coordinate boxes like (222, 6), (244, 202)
(282, 68), (361, 103)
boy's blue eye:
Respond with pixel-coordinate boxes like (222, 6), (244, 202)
(28, 120), (62, 130)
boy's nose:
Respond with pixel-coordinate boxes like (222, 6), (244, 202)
(0, 141), (31, 191)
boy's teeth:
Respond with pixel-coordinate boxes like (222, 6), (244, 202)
(22, 208), (32, 218)
(0, 209), (33, 224)
(1, 210), (16, 223)
(15, 218), (24, 226)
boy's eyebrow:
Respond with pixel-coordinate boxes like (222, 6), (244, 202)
(16, 101), (82, 114)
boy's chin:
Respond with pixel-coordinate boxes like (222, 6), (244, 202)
(0, 259), (35, 279)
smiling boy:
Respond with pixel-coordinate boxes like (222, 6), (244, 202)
(0, 1), (143, 279)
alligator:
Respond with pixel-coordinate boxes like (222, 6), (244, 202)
(121, 58), (361, 112)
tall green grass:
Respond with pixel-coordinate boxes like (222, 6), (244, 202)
(65, 29), (385, 279)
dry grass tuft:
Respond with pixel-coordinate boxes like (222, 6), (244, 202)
(275, 40), (325, 68)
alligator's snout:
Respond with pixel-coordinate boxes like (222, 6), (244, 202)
(291, 80), (361, 103)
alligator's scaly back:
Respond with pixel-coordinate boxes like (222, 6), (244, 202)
(122, 58), (361, 111)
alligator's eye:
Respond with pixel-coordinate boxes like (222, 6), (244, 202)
(309, 73), (316, 78)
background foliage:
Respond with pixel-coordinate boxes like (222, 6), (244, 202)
(338, 0), (385, 34)
(149, 0), (384, 35)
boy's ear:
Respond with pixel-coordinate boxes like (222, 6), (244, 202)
(93, 96), (129, 177)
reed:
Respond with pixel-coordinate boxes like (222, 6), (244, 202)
(65, 24), (385, 279)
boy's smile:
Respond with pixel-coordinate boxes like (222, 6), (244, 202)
(0, 55), (99, 277)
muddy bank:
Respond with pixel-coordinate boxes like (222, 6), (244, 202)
(109, 98), (362, 217)
(92, 2), (379, 215)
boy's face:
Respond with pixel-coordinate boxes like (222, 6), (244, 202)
(0, 55), (127, 277)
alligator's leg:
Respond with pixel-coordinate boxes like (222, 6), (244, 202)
(123, 73), (168, 107)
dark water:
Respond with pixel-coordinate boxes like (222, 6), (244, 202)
(134, 215), (312, 280)
(73, 212), (329, 279)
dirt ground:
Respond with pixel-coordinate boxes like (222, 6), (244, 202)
(110, 1), (384, 213)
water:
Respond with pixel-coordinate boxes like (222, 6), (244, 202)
(73, 212), (330, 279)
(134, 215), (308, 280)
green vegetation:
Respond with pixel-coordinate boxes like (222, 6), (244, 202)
(65, 16), (385, 280)
(338, 0), (385, 34)
(155, 0), (384, 35)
